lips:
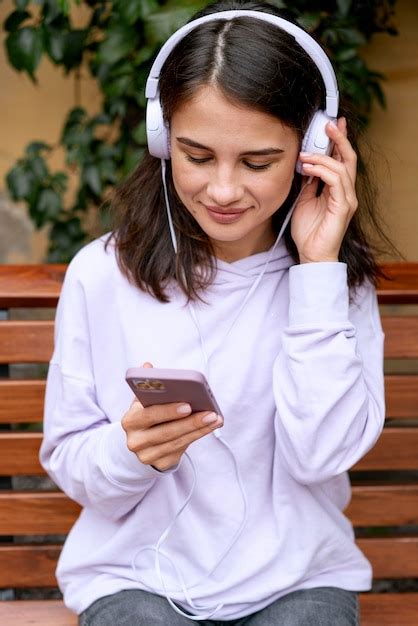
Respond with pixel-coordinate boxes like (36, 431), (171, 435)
(204, 205), (249, 224)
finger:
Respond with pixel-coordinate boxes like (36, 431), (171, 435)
(301, 163), (349, 215)
(299, 154), (357, 209)
(136, 421), (222, 465)
(127, 401), (194, 429)
(325, 121), (357, 183)
(141, 411), (223, 447)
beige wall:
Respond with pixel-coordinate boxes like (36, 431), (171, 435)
(363, 0), (418, 260)
(1, 0), (417, 262)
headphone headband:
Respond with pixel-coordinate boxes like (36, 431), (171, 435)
(146, 10), (339, 118)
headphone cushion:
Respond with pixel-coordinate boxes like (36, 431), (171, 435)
(146, 97), (170, 160)
(295, 110), (335, 174)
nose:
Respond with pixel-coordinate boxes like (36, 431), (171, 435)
(206, 165), (244, 206)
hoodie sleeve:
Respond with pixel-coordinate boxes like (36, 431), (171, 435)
(39, 256), (172, 521)
(273, 262), (385, 485)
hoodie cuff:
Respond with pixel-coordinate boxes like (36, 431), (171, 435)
(100, 421), (180, 486)
(288, 262), (349, 327)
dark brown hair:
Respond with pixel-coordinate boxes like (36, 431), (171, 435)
(109, 0), (397, 303)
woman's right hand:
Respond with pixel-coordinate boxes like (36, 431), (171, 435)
(121, 364), (223, 471)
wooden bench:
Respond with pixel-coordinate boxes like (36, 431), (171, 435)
(0, 263), (418, 625)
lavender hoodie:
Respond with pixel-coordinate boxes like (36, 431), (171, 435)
(40, 235), (385, 618)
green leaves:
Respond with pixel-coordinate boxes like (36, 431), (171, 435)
(6, 26), (43, 77)
(96, 24), (138, 65)
(6, 142), (69, 228)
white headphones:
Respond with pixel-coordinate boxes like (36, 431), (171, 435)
(145, 9), (339, 174)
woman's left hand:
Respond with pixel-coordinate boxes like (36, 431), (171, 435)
(291, 117), (358, 264)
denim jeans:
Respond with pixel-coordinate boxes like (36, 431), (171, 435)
(79, 586), (359, 625)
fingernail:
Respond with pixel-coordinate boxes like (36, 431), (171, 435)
(177, 403), (192, 415)
(302, 163), (314, 168)
(299, 152), (312, 157)
(328, 121), (338, 129)
(202, 412), (219, 424)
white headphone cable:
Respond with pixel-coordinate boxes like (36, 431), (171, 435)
(132, 164), (311, 620)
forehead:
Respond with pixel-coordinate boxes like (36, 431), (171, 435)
(170, 85), (298, 149)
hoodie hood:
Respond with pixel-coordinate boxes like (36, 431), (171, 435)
(211, 238), (294, 285)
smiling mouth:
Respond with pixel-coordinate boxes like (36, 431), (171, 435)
(204, 205), (249, 224)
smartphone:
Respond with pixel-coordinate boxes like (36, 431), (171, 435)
(125, 367), (223, 418)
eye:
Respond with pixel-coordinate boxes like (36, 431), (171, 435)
(244, 161), (272, 171)
(186, 155), (211, 164)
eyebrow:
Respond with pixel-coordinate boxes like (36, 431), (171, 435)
(176, 136), (284, 156)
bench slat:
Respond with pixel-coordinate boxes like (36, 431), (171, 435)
(0, 318), (414, 365)
(0, 600), (76, 625)
(2, 596), (418, 626)
(347, 485), (418, 526)
(358, 536), (418, 578)
(0, 264), (66, 308)
(381, 316), (418, 358)
(1, 596), (418, 626)
(0, 545), (61, 587)
(353, 428), (418, 470)
(0, 321), (54, 363)
(0, 486), (417, 535)
(0, 433), (44, 475)
(0, 375), (416, 425)
(377, 262), (418, 303)
(360, 593), (418, 626)
(2, 426), (418, 477)
(0, 380), (45, 423)
(385, 375), (418, 418)
(0, 492), (81, 535)
(1, 537), (417, 589)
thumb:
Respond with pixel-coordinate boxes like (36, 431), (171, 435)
(143, 362), (153, 368)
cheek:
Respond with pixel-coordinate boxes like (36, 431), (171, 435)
(171, 158), (206, 200)
(258, 163), (296, 208)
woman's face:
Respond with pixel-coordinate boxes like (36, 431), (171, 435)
(170, 85), (299, 262)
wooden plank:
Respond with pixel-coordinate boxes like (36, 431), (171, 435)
(1, 537), (416, 589)
(0, 492), (81, 535)
(360, 593), (418, 626)
(0, 380), (45, 423)
(0, 433), (44, 476)
(354, 428), (418, 471)
(377, 262), (418, 304)
(0, 595), (417, 626)
(2, 426), (418, 477)
(0, 544), (61, 587)
(358, 537), (418, 579)
(0, 321), (54, 363)
(0, 601), (76, 625)
(0, 264), (66, 308)
(0, 486), (416, 535)
(385, 375), (418, 419)
(0, 374), (415, 425)
(347, 485), (418, 527)
(382, 317), (418, 358)
(0, 262), (416, 308)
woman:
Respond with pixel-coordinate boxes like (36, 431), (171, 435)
(41, 2), (388, 624)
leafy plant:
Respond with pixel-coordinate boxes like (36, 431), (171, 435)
(3, 0), (398, 261)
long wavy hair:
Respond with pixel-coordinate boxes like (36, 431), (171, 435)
(109, 0), (396, 303)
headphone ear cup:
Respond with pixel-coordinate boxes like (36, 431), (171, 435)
(146, 96), (170, 160)
(295, 110), (335, 174)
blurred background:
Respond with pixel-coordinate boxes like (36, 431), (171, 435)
(0, 0), (417, 264)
